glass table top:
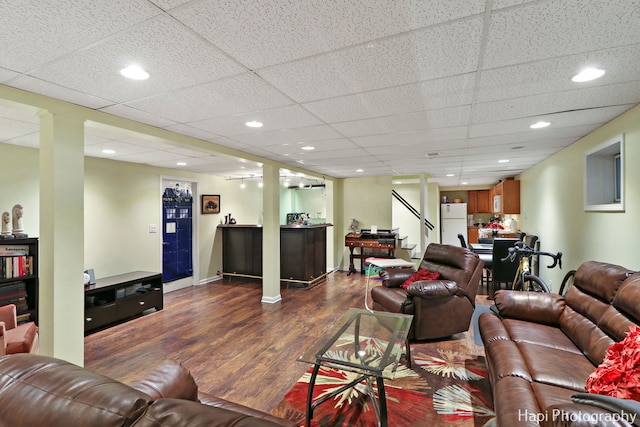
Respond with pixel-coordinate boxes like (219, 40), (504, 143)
(298, 308), (413, 379)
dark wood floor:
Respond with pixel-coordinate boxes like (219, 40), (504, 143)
(84, 270), (488, 413)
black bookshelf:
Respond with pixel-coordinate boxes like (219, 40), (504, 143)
(0, 238), (38, 324)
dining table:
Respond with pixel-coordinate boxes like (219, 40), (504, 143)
(469, 243), (493, 288)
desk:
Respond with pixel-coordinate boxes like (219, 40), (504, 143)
(298, 308), (413, 427)
(364, 258), (414, 311)
(345, 231), (397, 275)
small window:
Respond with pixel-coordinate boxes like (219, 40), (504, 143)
(584, 134), (624, 212)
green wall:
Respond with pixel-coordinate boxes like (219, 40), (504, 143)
(519, 104), (640, 290)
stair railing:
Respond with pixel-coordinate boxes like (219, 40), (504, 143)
(392, 190), (434, 231)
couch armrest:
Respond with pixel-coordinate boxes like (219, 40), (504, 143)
(0, 305), (17, 330)
(127, 360), (199, 401)
(380, 268), (415, 288)
(494, 290), (566, 325)
(571, 393), (640, 426)
(198, 392), (297, 427)
(406, 280), (465, 299)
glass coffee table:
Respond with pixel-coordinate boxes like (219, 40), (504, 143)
(297, 308), (413, 427)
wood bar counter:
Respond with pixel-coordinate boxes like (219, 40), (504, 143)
(218, 224), (332, 286)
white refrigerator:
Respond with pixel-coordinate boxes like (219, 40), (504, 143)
(441, 203), (468, 246)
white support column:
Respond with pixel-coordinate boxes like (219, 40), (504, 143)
(419, 174), (428, 255)
(261, 163), (281, 303)
(38, 112), (85, 365)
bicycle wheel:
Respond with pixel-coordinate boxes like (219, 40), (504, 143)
(559, 270), (576, 296)
(522, 274), (550, 292)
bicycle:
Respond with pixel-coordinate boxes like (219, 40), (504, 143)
(501, 241), (562, 292)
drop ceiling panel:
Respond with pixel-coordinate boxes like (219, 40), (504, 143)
(477, 44), (640, 104)
(0, 0), (159, 72)
(100, 104), (178, 129)
(189, 105), (324, 136)
(472, 81), (640, 124)
(304, 74), (475, 124)
(232, 125), (343, 147)
(173, 0), (485, 70)
(352, 127), (468, 148)
(483, 0), (640, 69)
(259, 17), (484, 102)
(331, 106), (472, 138)
(124, 73), (293, 123)
(30, 16), (246, 104)
(8, 76), (113, 110)
(84, 141), (155, 158)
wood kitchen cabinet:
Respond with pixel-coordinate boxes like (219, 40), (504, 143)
(494, 179), (520, 214)
(468, 227), (479, 244)
(467, 190), (491, 213)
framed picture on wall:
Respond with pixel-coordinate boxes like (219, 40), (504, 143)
(201, 195), (220, 214)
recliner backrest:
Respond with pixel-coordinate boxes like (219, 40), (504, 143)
(419, 243), (481, 291)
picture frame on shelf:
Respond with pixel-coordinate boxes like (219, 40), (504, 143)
(201, 195), (220, 214)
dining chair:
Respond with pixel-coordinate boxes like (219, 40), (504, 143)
(490, 238), (520, 296)
(457, 234), (467, 248)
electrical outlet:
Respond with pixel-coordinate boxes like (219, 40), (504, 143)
(149, 224), (158, 233)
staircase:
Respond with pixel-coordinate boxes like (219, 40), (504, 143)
(392, 189), (433, 263)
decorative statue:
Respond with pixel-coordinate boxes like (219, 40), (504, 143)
(11, 204), (27, 237)
(349, 218), (360, 233)
(1, 212), (11, 235)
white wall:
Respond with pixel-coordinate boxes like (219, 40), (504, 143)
(519, 104), (640, 291)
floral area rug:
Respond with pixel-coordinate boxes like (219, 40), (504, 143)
(272, 339), (495, 426)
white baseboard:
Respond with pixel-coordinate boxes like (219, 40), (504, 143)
(261, 295), (282, 304)
(199, 274), (223, 285)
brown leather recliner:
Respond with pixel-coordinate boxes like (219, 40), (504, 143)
(371, 243), (483, 340)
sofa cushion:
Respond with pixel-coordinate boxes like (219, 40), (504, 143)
(400, 269), (440, 289)
(502, 318), (582, 354)
(613, 273), (640, 322)
(573, 261), (633, 303)
(519, 342), (595, 391)
(132, 399), (289, 427)
(560, 305), (617, 365)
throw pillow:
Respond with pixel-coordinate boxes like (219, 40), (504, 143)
(585, 325), (640, 401)
(401, 269), (441, 289)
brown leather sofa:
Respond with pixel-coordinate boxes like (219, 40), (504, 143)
(371, 243), (484, 340)
(479, 261), (640, 426)
(0, 353), (296, 427)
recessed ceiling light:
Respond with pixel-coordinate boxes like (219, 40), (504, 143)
(301, 146), (315, 151)
(572, 68), (605, 83)
(120, 65), (149, 80)
(176, 162), (187, 166)
(461, 182), (468, 185)
(498, 159), (509, 163)
(356, 169), (364, 173)
(101, 149), (116, 154)
(245, 120), (263, 128)
(530, 121), (551, 129)
(446, 173), (454, 177)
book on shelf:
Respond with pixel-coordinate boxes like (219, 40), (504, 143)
(0, 256), (33, 279)
(0, 245), (29, 256)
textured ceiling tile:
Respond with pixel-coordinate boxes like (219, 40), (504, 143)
(189, 105), (323, 137)
(478, 44), (640, 103)
(332, 106), (472, 138)
(0, 118), (39, 141)
(125, 73), (293, 123)
(259, 17), (484, 102)
(232, 125), (343, 147)
(0, 68), (19, 83)
(31, 16), (246, 104)
(484, 0), (640, 69)
(0, 0), (160, 71)
(84, 141), (155, 158)
(303, 74), (475, 123)
(174, 0), (485, 69)
(163, 124), (222, 142)
(7, 76), (114, 109)
(100, 104), (177, 128)
(351, 127), (468, 148)
(472, 81), (640, 124)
